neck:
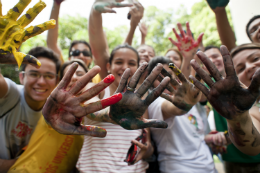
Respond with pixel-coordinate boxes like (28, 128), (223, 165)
(24, 92), (45, 111)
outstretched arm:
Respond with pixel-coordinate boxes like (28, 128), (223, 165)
(124, 2), (144, 45)
(207, 0), (236, 51)
(191, 45), (260, 155)
(47, 1), (64, 62)
(0, 159), (17, 173)
(89, 0), (132, 79)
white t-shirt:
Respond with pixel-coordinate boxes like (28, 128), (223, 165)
(148, 97), (215, 173)
(0, 78), (42, 159)
(76, 87), (148, 173)
(208, 110), (216, 131)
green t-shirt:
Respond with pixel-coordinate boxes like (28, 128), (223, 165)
(213, 109), (260, 163)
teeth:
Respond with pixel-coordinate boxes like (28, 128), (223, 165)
(35, 89), (46, 93)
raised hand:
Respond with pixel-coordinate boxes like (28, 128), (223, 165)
(0, 0), (56, 68)
(93, 0), (132, 13)
(206, 0), (229, 11)
(129, 2), (144, 27)
(42, 63), (122, 137)
(190, 45), (260, 120)
(169, 22), (204, 59)
(109, 63), (170, 130)
(159, 63), (202, 112)
(139, 21), (148, 37)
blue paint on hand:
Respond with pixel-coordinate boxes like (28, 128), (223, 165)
(207, 0), (229, 9)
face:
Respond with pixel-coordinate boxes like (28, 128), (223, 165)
(204, 48), (225, 75)
(153, 64), (173, 95)
(248, 18), (260, 43)
(19, 57), (58, 106)
(69, 43), (92, 67)
(107, 48), (138, 87)
(64, 64), (86, 90)
(165, 50), (182, 68)
(233, 49), (260, 87)
(137, 45), (155, 65)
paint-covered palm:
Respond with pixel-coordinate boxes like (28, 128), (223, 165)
(190, 45), (260, 120)
(169, 22), (203, 59)
(93, 0), (132, 13)
(206, 0), (229, 11)
(109, 63), (170, 130)
(43, 63), (122, 137)
(0, 0), (56, 68)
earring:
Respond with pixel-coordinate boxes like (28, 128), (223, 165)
(108, 70), (110, 73)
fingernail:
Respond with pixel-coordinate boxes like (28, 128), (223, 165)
(104, 74), (115, 83)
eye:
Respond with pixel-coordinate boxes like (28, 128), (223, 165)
(236, 67), (245, 74)
(115, 61), (122, 65)
(29, 72), (38, 78)
(253, 57), (260, 61)
(45, 74), (55, 79)
(76, 71), (85, 77)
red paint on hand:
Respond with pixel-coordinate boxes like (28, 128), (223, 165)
(101, 93), (122, 108)
(76, 117), (83, 123)
(104, 74), (115, 84)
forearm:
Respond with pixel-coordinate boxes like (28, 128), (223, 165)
(124, 25), (137, 45)
(141, 34), (146, 45)
(0, 158), (16, 173)
(89, 8), (109, 79)
(215, 8), (236, 51)
(162, 100), (188, 120)
(47, 2), (63, 61)
(180, 56), (192, 78)
(0, 74), (8, 99)
(227, 111), (260, 156)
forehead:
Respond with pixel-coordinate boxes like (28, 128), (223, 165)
(249, 18), (260, 30)
(72, 43), (90, 51)
(64, 64), (86, 74)
(204, 48), (221, 57)
(137, 45), (154, 53)
(166, 50), (180, 57)
(114, 48), (138, 60)
(233, 49), (260, 66)
(25, 57), (56, 73)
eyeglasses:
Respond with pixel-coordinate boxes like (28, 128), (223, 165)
(249, 24), (260, 35)
(21, 71), (57, 81)
(70, 50), (92, 57)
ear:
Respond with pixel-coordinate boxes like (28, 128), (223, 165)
(106, 62), (111, 74)
(19, 72), (24, 85)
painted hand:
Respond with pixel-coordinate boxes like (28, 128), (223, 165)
(129, 2), (144, 27)
(206, 0), (229, 11)
(43, 63), (122, 137)
(0, 0), (56, 68)
(169, 22), (204, 59)
(93, 0), (132, 13)
(190, 45), (260, 120)
(139, 22), (148, 37)
(109, 63), (170, 130)
(159, 63), (202, 112)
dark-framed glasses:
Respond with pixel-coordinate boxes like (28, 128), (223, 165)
(21, 71), (57, 80)
(70, 50), (92, 57)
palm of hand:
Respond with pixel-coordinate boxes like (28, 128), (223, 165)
(0, 0), (55, 68)
(207, 0), (229, 10)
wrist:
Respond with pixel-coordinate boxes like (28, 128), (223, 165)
(214, 8), (227, 15)
(226, 110), (250, 123)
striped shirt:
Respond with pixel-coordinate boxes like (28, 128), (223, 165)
(76, 87), (148, 173)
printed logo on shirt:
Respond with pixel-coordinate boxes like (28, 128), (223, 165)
(11, 121), (33, 138)
(187, 114), (199, 130)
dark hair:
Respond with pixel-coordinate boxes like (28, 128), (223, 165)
(147, 56), (173, 75)
(204, 46), (220, 52)
(137, 44), (156, 56)
(60, 59), (88, 80)
(109, 43), (140, 66)
(231, 43), (260, 59)
(21, 47), (61, 74)
(68, 40), (92, 58)
(246, 15), (260, 41)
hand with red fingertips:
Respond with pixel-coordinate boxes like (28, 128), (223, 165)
(42, 64), (120, 136)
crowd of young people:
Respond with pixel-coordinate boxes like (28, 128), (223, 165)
(0, 0), (260, 173)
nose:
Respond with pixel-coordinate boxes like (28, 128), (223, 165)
(122, 62), (128, 71)
(245, 62), (256, 77)
(36, 75), (46, 85)
(71, 73), (79, 82)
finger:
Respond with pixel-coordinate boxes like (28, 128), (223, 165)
(103, 7), (116, 13)
(144, 77), (170, 105)
(196, 51), (222, 81)
(189, 75), (209, 96)
(22, 20), (56, 42)
(69, 66), (100, 95)
(111, 2), (133, 8)
(83, 93), (122, 114)
(128, 62), (148, 90)
(169, 63), (188, 84)
(135, 63), (162, 97)
(16, 52), (41, 69)
(248, 68), (260, 98)
(194, 33), (204, 47)
(220, 45), (236, 77)
(140, 118), (168, 129)
(169, 38), (181, 50)
(190, 59), (215, 87)
(160, 93), (173, 103)
(57, 62), (78, 90)
(177, 23), (186, 40)
(132, 140), (147, 149)
(6, 0), (31, 21)
(17, 0), (46, 27)
(157, 75), (175, 93)
(186, 22), (193, 38)
(160, 68), (180, 89)
(172, 28), (181, 42)
(115, 68), (130, 93)
(78, 75), (115, 102)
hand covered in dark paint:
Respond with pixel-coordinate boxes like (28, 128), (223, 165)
(159, 63), (202, 112)
(169, 22), (204, 59)
(206, 0), (229, 11)
(109, 63), (170, 130)
(43, 63), (122, 137)
(93, 0), (132, 13)
(0, 0), (56, 68)
(190, 45), (260, 120)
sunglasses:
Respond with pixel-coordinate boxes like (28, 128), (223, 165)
(70, 50), (92, 57)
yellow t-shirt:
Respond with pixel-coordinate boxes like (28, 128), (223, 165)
(8, 116), (83, 173)
(92, 73), (102, 84)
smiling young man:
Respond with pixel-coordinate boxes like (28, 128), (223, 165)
(0, 47), (60, 171)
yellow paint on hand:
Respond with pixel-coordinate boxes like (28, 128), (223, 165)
(189, 79), (194, 84)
